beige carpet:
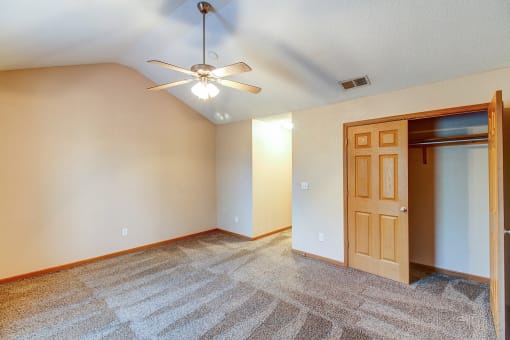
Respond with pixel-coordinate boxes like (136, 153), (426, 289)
(0, 229), (495, 339)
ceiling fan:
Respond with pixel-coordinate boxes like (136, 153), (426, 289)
(147, 1), (261, 100)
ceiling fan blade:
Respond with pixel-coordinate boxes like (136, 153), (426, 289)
(212, 62), (252, 78)
(147, 60), (196, 76)
(147, 79), (194, 91)
(217, 79), (261, 94)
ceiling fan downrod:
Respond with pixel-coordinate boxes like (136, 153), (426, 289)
(197, 2), (212, 65)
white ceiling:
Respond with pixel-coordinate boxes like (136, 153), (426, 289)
(1, 0), (510, 123)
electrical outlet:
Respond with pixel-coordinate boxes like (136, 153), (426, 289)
(234, 216), (239, 223)
(318, 232), (325, 242)
(122, 228), (128, 237)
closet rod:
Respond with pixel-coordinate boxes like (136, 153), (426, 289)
(408, 133), (488, 147)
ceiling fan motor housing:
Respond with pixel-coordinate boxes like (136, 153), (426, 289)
(191, 63), (216, 76)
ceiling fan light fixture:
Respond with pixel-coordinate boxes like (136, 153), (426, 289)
(192, 79), (219, 100)
(207, 83), (219, 97)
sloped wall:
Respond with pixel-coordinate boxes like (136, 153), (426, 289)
(0, 63), (216, 279)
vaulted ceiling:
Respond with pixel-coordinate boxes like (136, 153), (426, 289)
(1, 0), (510, 123)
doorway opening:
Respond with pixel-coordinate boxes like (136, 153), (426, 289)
(343, 103), (492, 282)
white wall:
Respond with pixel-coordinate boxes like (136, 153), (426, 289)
(216, 120), (253, 236)
(409, 145), (489, 277)
(0, 64), (216, 279)
(252, 120), (292, 236)
(292, 67), (510, 264)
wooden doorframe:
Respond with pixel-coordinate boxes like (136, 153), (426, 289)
(342, 102), (489, 266)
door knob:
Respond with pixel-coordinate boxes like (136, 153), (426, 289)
(400, 206), (408, 213)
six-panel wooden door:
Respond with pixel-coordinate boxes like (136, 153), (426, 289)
(347, 120), (409, 283)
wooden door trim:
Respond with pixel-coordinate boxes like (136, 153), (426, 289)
(343, 102), (489, 268)
(488, 90), (506, 338)
(344, 103), (489, 128)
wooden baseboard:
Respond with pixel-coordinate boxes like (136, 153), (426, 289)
(1, 226), (294, 285)
(0, 228), (219, 285)
(411, 262), (489, 284)
(217, 226), (292, 241)
(216, 229), (252, 240)
(252, 226), (292, 240)
(292, 248), (345, 266)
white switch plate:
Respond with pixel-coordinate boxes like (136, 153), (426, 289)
(300, 181), (309, 190)
(234, 216), (239, 223)
(122, 228), (128, 237)
(318, 233), (325, 242)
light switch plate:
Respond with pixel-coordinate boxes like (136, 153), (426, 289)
(300, 182), (309, 190)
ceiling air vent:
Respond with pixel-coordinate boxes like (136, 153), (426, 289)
(339, 76), (370, 90)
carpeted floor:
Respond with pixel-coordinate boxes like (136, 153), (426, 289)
(0, 229), (495, 339)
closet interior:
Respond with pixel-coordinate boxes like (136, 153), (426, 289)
(408, 110), (490, 282)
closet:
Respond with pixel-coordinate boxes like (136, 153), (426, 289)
(343, 91), (507, 339)
(408, 111), (489, 282)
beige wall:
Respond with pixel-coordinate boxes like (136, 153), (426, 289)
(216, 120), (253, 236)
(292, 67), (510, 263)
(0, 64), (216, 279)
(252, 119), (292, 236)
